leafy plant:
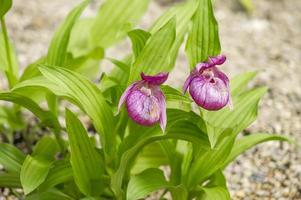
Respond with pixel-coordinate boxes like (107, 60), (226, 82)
(0, 0), (291, 199)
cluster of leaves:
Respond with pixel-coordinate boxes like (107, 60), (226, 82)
(0, 0), (290, 199)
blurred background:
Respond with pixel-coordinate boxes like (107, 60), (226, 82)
(3, 0), (301, 199)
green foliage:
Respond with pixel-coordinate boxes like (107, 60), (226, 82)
(0, 143), (25, 173)
(129, 18), (176, 82)
(90, 0), (150, 49)
(0, 0), (12, 17)
(65, 109), (104, 196)
(0, 0), (292, 199)
(46, 0), (89, 67)
(186, 0), (221, 69)
(127, 168), (170, 200)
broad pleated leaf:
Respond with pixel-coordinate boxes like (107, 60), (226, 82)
(20, 155), (52, 194)
(65, 109), (104, 196)
(129, 18), (176, 82)
(169, 185), (189, 200)
(0, 92), (60, 130)
(150, 0), (199, 69)
(46, 0), (89, 66)
(203, 87), (267, 147)
(0, 0), (12, 17)
(37, 66), (115, 158)
(187, 129), (235, 187)
(131, 142), (168, 174)
(39, 160), (73, 191)
(0, 172), (21, 188)
(26, 189), (74, 200)
(222, 133), (292, 168)
(0, 143), (25, 173)
(112, 119), (209, 197)
(68, 18), (96, 58)
(186, 0), (221, 69)
(32, 136), (59, 161)
(128, 29), (151, 59)
(206, 170), (227, 188)
(127, 168), (170, 200)
(198, 186), (231, 200)
(91, 0), (149, 48)
(230, 71), (257, 96)
(161, 85), (191, 111)
(21, 134), (64, 194)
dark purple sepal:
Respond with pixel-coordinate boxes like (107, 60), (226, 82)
(141, 72), (169, 85)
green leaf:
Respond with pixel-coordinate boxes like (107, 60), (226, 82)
(185, 0), (221, 69)
(91, 0), (150, 48)
(187, 129), (235, 188)
(203, 87), (267, 148)
(169, 185), (188, 200)
(68, 18), (96, 58)
(65, 109), (104, 196)
(129, 18), (176, 82)
(230, 71), (257, 96)
(128, 29), (151, 59)
(112, 119), (209, 197)
(131, 142), (168, 174)
(0, 143), (25, 173)
(0, 0), (12, 17)
(39, 160), (73, 191)
(198, 186), (231, 200)
(37, 65), (115, 159)
(222, 133), (292, 168)
(161, 85), (191, 111)
(150, 0), (199, 70)
(20, 135), (62, 194)
(0, 172), (21, 188)
(127, 168), (170, 200)
(0, 92), (60, 130)
(46, 0), (89, 66)
(206, 170), (227, 188)
(32, 136), (59, 161)
(20, 155), (52, 194)
(19, 57), (46, 81)
(26, 189), (74, 200)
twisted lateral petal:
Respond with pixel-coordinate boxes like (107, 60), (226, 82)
(118, 81), (140, 112)
(141, 72), (169, 85)
(154, 90), (167, 132)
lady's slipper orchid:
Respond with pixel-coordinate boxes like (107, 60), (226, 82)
(118, 72), (168, 131)
(183, 55), (231, 111)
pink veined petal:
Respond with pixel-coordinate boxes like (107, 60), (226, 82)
(208, 54), (226, 66)
(117, 81), (140, 112)
(141, 72), (169, 85)
(155, 90), (167, 132)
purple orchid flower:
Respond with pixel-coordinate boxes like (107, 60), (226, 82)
(118, 72), (168, 131)
(183, 55), (231, 111)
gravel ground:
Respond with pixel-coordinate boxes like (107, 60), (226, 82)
(2, 0), (301, 199)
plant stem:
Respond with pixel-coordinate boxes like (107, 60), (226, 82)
(1, 17), (17, 88)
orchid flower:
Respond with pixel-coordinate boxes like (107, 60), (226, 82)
(183, 55), (231, 111)
(118, 72), (168, 131)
